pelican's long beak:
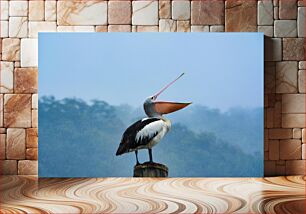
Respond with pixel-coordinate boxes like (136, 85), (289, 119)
(154, 101), (191, 114)
(152, 73), (191, 114)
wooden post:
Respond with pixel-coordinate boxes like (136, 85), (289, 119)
(133, 162), (168, 177)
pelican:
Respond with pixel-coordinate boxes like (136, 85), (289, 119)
(116, 73), (191, 165)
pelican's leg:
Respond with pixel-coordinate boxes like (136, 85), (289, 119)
(148, 149), (153, 163)
(135, 150), (140, 165)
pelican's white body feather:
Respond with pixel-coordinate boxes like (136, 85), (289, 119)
(135, 118), (171, 149)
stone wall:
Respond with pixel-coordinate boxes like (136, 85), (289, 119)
(0, 0), (305, 176)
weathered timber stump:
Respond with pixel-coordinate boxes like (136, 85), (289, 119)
(133, 162), (168, 177)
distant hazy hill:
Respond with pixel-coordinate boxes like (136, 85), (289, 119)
(39, 96), (263, 177)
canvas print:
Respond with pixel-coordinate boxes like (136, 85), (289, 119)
(39, 33), (264, 177)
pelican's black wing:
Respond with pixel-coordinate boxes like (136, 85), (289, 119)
(116, 118), (162, 155)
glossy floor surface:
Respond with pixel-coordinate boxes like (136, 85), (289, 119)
(0, 176), (305, 213)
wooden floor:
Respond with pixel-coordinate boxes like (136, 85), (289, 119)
(0, 176), (305, 214)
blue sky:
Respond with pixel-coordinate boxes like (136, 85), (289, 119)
(39, 33), (263, 111)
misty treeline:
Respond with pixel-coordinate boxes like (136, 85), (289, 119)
(39, 96), (263, 177)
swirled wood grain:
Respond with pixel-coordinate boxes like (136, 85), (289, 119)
(0, 176), (305, 213)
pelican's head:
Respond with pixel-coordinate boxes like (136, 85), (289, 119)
(143, 73), (191, 117)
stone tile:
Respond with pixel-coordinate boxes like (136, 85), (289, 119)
(0, 160), (17, 175)
(298, 7), (305, 37)
(4, 94), (31, 128)
(32, 110), (38, 128)
(280, 139), (302, 160)
(18, 160), (37, 175)
(191, 25), (209, 32)
(258, 0), (273, 25)
(298, 70), (305, 93)
(269, 128), (292, 139)
(277, 92), (284, 101)
(264, 150), (268, 160)
(276, 61), (298, 93)
(299, 61), (306, 69)
(159, 1), (171, 19)
(298, 1), (305, 6)
(303, 129), (306, 143)
(275, 164), (286, 176)
(29, 21), (57, 38)
(159, 19), (177, 32)
(286, 160), (305, 175)
(274, 7), (279, 19)
(14, 68), (38, 94)
(264, 160), (276, 176)
(21, 39), (38, 67)
(132, 1), (158, 25)
(26, 128), (38, 148)
(0, 21), (9, 38)
(9, 17), (28, 38)
(303, 144), (306, 159)
(177, 21), (190, 32)
(264, 62), (276, 93)
(2, 38), (20, 61)
(273, 0), (279, 7)
(0, 128), (6, 134)
(15, 61), (20, 68)
(210, 25), (225, 32)
(9, 1), (28, 17)
(0, 61), (14, 93)
(0, 1), (9, 20)
(32, 94), (38, 109)
(265, 129), (269, 141)
(269, 140), (279, 160)
(0, 95), (3, 127)
(225, 0), (257, 32)
(0, 134), (5, 159)
(273, 100), (282, 128)
(258, 26), (273, 37)
(276, 160), (285, 166)
(265, 136), (269, 152)
(57, 1), (107, 25)
(274, 20), (297, 37)
(95, 26), (108, 32)
(29, 1), (44, 21)
(172, 1), (190, 20)
(282, 114), (305, 128)
(266, 108), (274, 128)
(192, 0), (224, 25)
(279, 0), (297, 19)
(108, 25), (131, 32)
(6, 128), (25, 159)
(277, 93), (283, 102)
(283, 38), (305, 61)
(26, 148), (38, 160)
(57, 26), (95, 32)
(293, 128), (302, 139)
(45, 1), (57, 21)
(282, 94), (305, 113)
(136, 26), (159, 32)
(108, 1), (131, 24)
